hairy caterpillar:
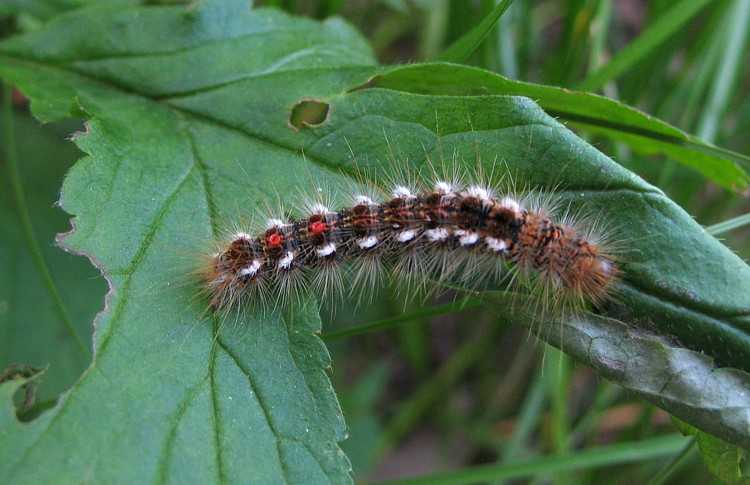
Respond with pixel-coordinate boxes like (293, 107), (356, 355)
(198, 167), (619, 316)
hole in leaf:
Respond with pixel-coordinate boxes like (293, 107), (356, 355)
(289, 99), (330, 131)
(0, 364), (44, 419)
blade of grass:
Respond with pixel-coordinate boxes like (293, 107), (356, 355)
(578, 0), (712, 92)
(1, 84), (89, 357)
(501, 365), (547, 462)
(705, 212), (750, 236)
(666, 6), (726, 129)
(567, 381), (623, 447)
(645, 438), (698, 485)
(495, 0), (518, 78)
(545, 347), (571, 452)
(396, 299), (430, 375)
(322, 297), (482, 341)
(374, 434), (690, 485)
(586, 0), (630, 164)
(587, 0), (612, 72)
(437, 0), (514, 63)
(376, 317), (506, 455)
(418, 0), (449, 60)
(696, 0), (750, 143)
(545, 346), (572, 484)
(515, 0), (534, 78)
(656, 32), (723, 188)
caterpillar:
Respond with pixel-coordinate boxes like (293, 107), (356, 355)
(199, 168), (620, 317)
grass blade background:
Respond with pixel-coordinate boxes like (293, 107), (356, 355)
(376, 434), (689, 485)
(577, 0), (713, 92)
(437, 0), (514, 63)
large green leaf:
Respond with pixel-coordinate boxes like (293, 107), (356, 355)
(0, 114), (105, 405)
(0, 1), (749, 481)
(360, 63), (750, 190)
(0, 3), (373, 483)
(535, 308), (750, 450)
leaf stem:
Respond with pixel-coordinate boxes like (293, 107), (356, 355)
(1, 84), (90, 357)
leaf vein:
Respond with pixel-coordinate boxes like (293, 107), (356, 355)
(209, 328), (226, 485)
(217, 339), (291, 485)
(154, 376), (209, 485)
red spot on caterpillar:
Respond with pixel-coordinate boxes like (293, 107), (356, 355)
(265, 232), (284, 248)
(309, 220), (328, 236)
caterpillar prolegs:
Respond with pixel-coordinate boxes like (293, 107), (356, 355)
(199, 170), (619, 316)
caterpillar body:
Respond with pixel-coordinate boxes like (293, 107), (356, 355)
(200, 171), (619, 316)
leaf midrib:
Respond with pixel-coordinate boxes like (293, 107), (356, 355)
(189, 125), (322, 485)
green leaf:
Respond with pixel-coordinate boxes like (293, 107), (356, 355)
(0, 0), (749, 480)
(436, 0), (514, 63)
(674, 419), (750, 484)
(0, 2), (375, 483)
(0, 111), (105, 404)
(530, 304), (750, 450)
(359, 62), (750, 191)
(0, 0), (84, 20)
(0, 0), (136, 22)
